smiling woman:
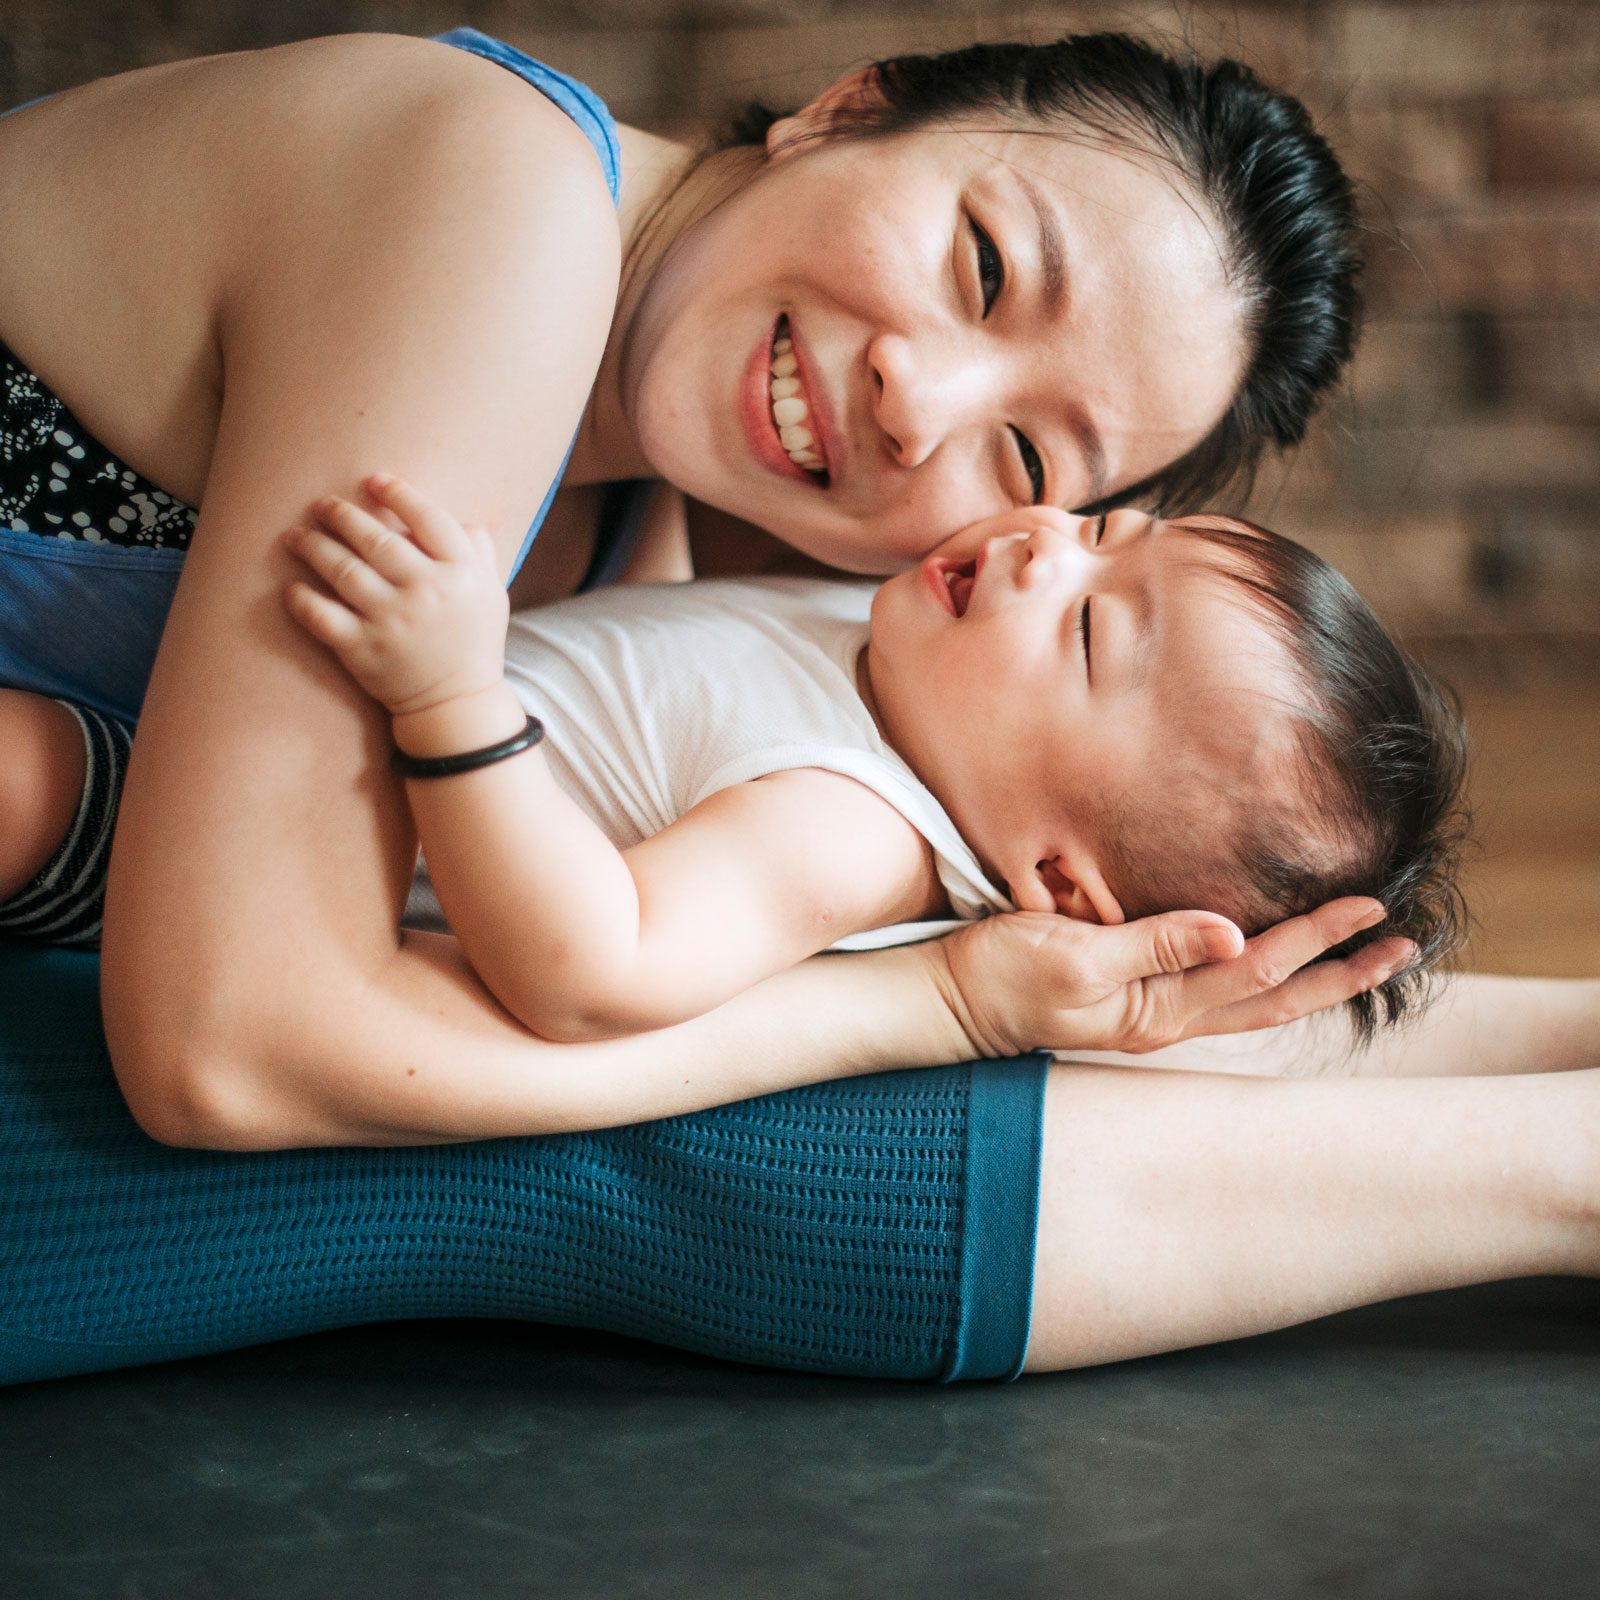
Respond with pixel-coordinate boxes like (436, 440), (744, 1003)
(587, 33), (1360, 581)
(0, 25), (1379, 1140)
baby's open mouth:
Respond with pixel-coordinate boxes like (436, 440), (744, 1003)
(938, 557), (979, 617)
(770, 316), (829, 483)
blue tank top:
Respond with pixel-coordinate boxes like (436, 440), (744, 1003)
(0, 31), (622, 727)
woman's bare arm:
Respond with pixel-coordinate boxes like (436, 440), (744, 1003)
(99, 42), (625, 1141)
(113, 890), (1402, 1151)
(1058, 971), (1599, 1078)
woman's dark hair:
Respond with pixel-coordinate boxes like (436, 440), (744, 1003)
(1098, 518), (1472, 1046)
(720, 33), (1362, 514)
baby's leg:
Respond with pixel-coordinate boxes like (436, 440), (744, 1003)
(0, 689), (130, 947)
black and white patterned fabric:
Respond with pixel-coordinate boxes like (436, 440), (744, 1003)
(0, 338), (197, 551)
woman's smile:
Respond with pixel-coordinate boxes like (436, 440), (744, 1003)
(740, 313), (844, 488)
(741, 317), (818, 485)
(769, 315), (838, 480)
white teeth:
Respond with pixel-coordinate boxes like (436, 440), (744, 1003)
(769, 321), (826, 477)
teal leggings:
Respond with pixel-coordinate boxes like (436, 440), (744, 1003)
(0, 940), (1048, 1386)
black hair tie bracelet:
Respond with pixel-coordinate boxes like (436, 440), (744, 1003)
(391, 714), (545, 780)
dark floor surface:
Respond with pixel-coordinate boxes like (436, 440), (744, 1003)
(2, 1279), (1596, 1600)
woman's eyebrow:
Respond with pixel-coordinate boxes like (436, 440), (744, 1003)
(1066, 405), (1108, 507)
(1008, 167), (1108, 504)
(1010, 168), (1067, 311)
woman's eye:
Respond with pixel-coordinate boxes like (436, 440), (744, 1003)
(1011, 427), (1045, 504)
(970, 219), (1003, 316)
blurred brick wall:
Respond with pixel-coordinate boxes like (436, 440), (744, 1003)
(3, 1), (1597, 653)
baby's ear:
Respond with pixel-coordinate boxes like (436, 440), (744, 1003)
(1016, 858), (1126, 924)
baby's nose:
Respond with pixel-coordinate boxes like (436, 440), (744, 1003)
(1013, 522), (1096, 598)
(1015, 521), (1068, 572)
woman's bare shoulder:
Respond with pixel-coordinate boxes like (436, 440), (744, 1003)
(0, 34), (618, 506)
(237, 36), (619, 283)
(239, 34), (615, 183)
(1, 33), (613, 229)
(214, 35), (622, 345)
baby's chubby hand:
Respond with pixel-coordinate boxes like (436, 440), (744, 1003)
(282, 474), (509, 718)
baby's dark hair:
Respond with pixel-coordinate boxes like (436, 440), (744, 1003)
(719, 32), (1362, 513)
(1098, 518), (1471, 1045)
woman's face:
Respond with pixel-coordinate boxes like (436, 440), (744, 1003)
(620, 88), (1248, 575)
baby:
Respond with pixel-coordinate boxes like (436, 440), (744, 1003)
(266, 474), (1468, 1046)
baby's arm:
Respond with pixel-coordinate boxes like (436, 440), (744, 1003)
(423, 753), (941, 1041)
(283, 476), (943, 1042)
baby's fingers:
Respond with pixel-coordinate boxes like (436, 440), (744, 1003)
(309, 494), (428, 587)
(364, 473), (474, 562)
(283, 580), (363, 654)
(284, 524), (394, 616)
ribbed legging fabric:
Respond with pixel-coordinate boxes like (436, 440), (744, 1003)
(0, 941), (1048, 1386)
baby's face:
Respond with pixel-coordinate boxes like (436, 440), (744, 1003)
(865, 505), (1300, 919)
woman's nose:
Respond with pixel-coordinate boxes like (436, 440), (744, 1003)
(868, 331), (993, 469)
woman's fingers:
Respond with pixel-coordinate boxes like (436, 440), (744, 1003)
(308, 494), (428, 586)
(364, 473), (474, 562)
(1097, 896), (1391, 1052)
(1164, 896), (1386, 1020)
(1090, 909), (1245, 987)
(1184, 934), (1415, 1040)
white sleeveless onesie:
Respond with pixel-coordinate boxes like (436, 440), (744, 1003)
(406, 576), (1012, 950)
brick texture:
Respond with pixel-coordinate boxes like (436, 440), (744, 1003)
(1331, 3), (1600, 104)
(1490, 99), (1600, 188)
(0, 0), (1595, 642)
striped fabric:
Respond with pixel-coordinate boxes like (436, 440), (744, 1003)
(0, 699), (129, 947)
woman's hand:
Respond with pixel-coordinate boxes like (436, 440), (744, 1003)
(928, 898), (1413, 1058)
(282, 473), (509, 718)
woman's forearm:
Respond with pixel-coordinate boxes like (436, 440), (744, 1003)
(154, 932), (977, 1150)
(1349, 974), (1599, 1077)
(1065, 973), (1600, 1080)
